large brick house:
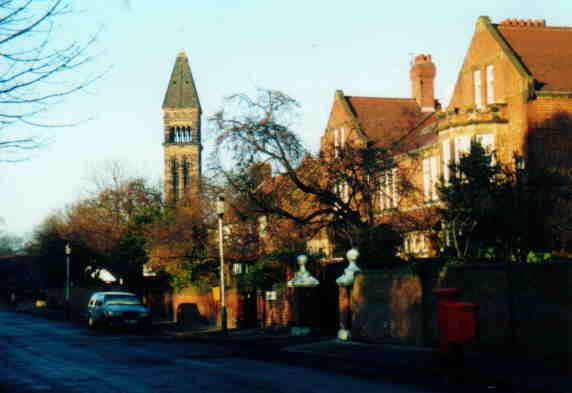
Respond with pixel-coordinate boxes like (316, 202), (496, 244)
(317, 16), (572, 257)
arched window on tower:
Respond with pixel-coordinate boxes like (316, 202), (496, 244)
(171, 158), (179, 203)
(182, 157), (190, 190)
(169, 127), (175, 143)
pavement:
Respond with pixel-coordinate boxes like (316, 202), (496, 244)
(5, 302), (571, 393)
(164, 325), (571, 393)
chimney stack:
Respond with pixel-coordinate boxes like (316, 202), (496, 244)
(410, 54), (436, 112)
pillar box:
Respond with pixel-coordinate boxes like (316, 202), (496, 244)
(433, 288), (461, 355)
(445, 302), (479, 344)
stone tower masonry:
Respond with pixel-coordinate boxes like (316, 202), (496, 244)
(162, 51), (202, 205)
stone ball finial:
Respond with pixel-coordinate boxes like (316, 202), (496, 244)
(288, 254), (319, 288)
(346, 248), (359, 262)
(336, 248), (361, 286)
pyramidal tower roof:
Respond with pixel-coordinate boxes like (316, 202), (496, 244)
(162, 51), (201, 110)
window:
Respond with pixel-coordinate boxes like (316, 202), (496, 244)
(258, 216), (268, 237)
(476, 133), (495, 165)
(333, 127), (346, 158)
(442, 139), (451, 184)
(182, 158), (189, 189)
(233, 263), (243, 275)
(476, 133), (494, 154)
(171, 158), (179, 202)
(423, 156), (438, 201)
(430, 156), (438, 200)
(336, 182), (350, 204)
(379, 169), (397, 210)
(454, 135), (471, 163)
(486, 65), (494, 104)
(473, 70), (482, 108)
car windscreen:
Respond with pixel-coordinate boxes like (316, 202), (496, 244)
(104, 295), (141, 305)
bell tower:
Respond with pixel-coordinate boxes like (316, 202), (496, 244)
(162, 51), (202, 205)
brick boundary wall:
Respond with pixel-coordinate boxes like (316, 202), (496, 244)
(349, 261), (572, 363)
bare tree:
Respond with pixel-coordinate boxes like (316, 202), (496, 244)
(0, 0), (102, 161)
(210, 89), (416, 264)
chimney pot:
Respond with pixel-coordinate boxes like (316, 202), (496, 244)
(410, 54), (436, 112)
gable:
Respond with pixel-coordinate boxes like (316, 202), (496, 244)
(325, 91), (355, 130)
(448, 16), (528, 109)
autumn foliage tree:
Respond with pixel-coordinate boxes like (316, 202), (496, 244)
(62, 177), (162, 286)
(144, 196), (215, 290)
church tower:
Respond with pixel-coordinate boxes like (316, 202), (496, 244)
(162, 51), (202, 205)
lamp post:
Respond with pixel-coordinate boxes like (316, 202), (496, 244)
(65, 243), (71, 318)
(216, 196), (227, 331)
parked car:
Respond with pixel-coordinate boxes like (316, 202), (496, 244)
(87, 291), (151, 330)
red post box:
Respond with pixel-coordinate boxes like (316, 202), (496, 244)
(433, 288), (462, 355)
(445, 301), (479, 344)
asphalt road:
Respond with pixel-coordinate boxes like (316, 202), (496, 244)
(0, 311), (437, 393)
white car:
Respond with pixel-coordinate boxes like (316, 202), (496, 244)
(87, 291), (151, 330)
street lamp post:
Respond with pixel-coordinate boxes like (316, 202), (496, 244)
(65, 244), (71, 318)
(216, 196), (227, 331)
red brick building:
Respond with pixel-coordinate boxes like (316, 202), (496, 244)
(317, 16), (572, 257)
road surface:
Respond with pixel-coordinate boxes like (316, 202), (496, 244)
(0, 310), (438, 393)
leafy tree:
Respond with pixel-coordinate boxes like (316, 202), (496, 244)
(26, 161), (164, 288)
(62, 177), (162, 287)
(437, 139), (570, 262)
(145, 199), (215, 290)
(437, 140), (502, 260)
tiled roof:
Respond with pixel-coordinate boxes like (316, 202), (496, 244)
(345, 96), (432, 151)
(496, 24), (572, 91)
(395, 115), (438, 154)
(162, 51), (202, 109)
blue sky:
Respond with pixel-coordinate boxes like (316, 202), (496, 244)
(1, 0), (570, 238)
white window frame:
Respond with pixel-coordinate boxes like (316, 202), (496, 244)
(442, 139), (451, 184)
(423, 158), (430, 201)
(430, 155), (438, 200)
(258, 216), (268, 237)
(476, 133), (494, 154)
(455, 135), (471, 164)
(379, 169), (397, 210)
(476, 133), (495, 165)
(486, 65), (494, 104)
(473, 69), (482, 108)
(423, 156), (439, 201)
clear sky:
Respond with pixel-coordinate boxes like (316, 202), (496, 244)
(1, 0), (570, 238)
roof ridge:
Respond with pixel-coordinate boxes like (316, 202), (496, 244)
(345, 96), (416, 101)
(497, 24), (572, 31)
